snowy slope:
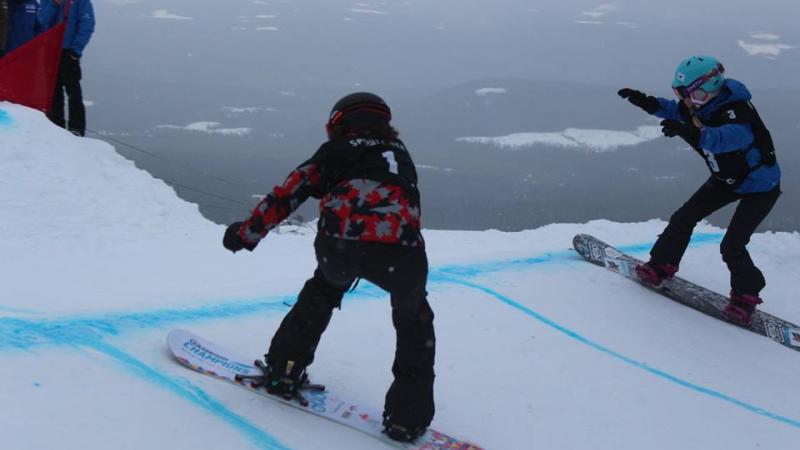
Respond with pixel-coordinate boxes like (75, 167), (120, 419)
(1, 102), (800, 449)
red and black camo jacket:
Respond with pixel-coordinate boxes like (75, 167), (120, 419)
(236, 136), (424, 247)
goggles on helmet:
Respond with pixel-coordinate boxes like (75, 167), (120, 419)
(673, 86), (715, 105)
(673, 65), (723, 105)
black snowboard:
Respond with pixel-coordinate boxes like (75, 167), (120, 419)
(573, 234), (800, 353)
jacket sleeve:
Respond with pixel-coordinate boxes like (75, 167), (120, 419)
(699, 123), (754, 155)
(70, 0), (95, 56)
(237, 159), (324, 246)
(654, 97), (683, 121)
(1, 0), (8, 52)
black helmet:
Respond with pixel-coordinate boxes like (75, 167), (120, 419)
(326, 92), (392, 135)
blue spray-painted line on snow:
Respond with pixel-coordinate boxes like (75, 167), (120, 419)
(0, 296), (298, 351)
(0, 287), (390, 351)
(0, 233), (723, 352)
(0, 109), (13, 127)
(82, 340), (290, 450)
(443, 276), (800, 430)
(431, 232), (723, 278)
(0, 232), (732, 446)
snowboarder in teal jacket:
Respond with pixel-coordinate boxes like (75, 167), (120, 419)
(618, 55), (781, 326)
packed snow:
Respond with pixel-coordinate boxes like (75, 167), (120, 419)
(2, 102), (800, 450)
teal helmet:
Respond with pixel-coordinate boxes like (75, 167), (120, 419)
(671, 56), (725, 101)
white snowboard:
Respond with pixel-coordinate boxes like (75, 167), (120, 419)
(167, 329), (483, 449)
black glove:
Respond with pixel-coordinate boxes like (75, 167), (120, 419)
(660, 119), (701, 148)
(223, 222), (256, 253)
(618, 88), (660, 115)
(63, 49), (80, 60)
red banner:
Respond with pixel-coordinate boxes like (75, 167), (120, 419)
(0, 12), (67, 113)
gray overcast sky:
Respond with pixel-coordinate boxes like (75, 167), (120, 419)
(89, 0), (800, 94)
(82, 1), (799, 232)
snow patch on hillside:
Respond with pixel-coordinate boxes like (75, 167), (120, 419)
(222, 106), (278, 116)
(347, 8), (389, 15)
(457, 125), (661, 152)
(749, 32), (780, 41)
(148, 9), (193, 20)
(738, 32), (794, 58)
(581, 4), (620, 19)
(475, 87), (507, 96)
(157, 121), (252, 136)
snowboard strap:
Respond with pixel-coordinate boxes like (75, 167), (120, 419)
(234, 359), (326, 407)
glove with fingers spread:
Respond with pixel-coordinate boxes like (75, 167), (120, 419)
(660, 119), (701, 148)
(617, 88), (660, 115)
(223, 221), (257, 253)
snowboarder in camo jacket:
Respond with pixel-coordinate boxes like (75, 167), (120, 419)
(618, 56), (781, 326)
(223, 92), (435, 443)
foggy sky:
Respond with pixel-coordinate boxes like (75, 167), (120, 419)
(81, 0), (799, 231)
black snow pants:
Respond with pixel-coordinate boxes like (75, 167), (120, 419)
(48, 50), (86, 136)
(267, 235), (435, 428)
(650, 177), (780, 296)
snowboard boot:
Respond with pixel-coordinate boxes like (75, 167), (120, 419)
(724, 292), (763, 326)
(635, 261), (678, 287)
(263, 358), (308, 400)
(382, 413), (426, 443)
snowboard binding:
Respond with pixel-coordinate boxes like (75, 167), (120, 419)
(382, 413), (427, 443)
(635, 261), (678, 287)
(235, 359), (325, 407)
(724, 292), (763, 326)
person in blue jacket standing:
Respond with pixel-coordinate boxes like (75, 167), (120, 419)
(618, 56), (781, 326)
(6, 0), (43, 52)
(38, 0), (94, 136)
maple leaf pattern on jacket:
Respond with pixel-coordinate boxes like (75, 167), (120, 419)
(236, 137), (424, 248)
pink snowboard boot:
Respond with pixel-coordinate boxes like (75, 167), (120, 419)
(635, 262), (678, 287)
(724, 292), (763, 326)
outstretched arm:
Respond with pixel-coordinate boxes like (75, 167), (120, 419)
(654, 98), (684, 121)
(236, 162), (323, 249)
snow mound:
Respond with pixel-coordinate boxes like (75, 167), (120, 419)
(2, 102), (800, 450)
(0, 103), (209, 245)
(0, 103), (265, 312)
